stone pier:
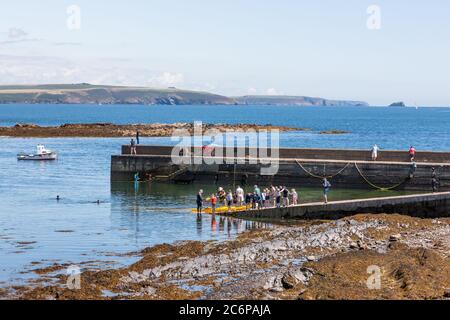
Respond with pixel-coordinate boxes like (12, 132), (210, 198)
(231, 192), (450, 220)
(111, 146), (450, 191)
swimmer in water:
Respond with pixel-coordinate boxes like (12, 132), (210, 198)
(56, 195), (60, 201)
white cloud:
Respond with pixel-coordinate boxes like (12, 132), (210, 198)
(0, 55), (186, 89)
(247, 87), (257, 94)
(8, 28), (27, 39)
(0, 27), (42, 45)
(266, 88), (279, 95)
(149, 72), (184, 87)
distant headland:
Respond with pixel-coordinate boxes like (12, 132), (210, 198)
(0, 83), (369, 106)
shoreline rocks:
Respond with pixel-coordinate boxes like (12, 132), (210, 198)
(4, 213), (449, 300)
(0, 122), (309, 138)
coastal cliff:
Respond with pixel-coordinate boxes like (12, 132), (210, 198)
(0, 84), (369, 106)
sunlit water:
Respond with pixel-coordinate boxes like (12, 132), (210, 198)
(0, 104), (448, 287)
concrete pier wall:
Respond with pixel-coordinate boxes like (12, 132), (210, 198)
(231, 192), (450, 220)
(111, 146), (450, 191)
(121, 145), (450, 163)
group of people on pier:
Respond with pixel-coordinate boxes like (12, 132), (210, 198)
(371, 144), (417, 162)
(196, 179), (332, 215)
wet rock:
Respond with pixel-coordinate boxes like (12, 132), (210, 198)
(444, 289), (450, 298)
(390, 234), (401, 242)
(141, 286), (156, 296)
(281, 274), (296, 289)
(263, 275), (284, 292)
(349, 242), (358, 249)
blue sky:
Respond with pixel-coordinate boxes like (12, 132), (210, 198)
(0, 0), (449, 105)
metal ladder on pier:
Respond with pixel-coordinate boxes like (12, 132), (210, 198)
(153, 166), (189, 182)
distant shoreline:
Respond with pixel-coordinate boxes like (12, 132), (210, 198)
(0, 123), (311, 138)
(0, 83), (369, 107)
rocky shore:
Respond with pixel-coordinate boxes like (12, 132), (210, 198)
(0, 123), (308, 138)
(3, 213), (449, 300)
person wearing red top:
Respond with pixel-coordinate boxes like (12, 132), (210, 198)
(409, 146), (416, 162)
(210, 194), (217, 215)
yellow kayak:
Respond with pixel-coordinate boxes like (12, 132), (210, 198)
(191, 205), (249, 214)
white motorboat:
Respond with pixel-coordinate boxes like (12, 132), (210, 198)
(17, 145), (58, 161)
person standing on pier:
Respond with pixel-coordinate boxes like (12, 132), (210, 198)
(291, 189), (298, 205)
(432, 177), (440, 193)
(281, 186), (290, 207)
(371, 144), (379, 161)
(323, 178), (331, 204)
(409, 146), (416, 162)
(130, 138), (137, 155)
(226, 190), (234, 213)
(136, 130), (140, 145)
(254, 185), (262, 208)
(196, 189), (204, 214)
(210, 193), (217, 215)
(236, 186), (244, 206)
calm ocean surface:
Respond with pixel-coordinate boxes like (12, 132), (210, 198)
(0, 104), (449, 286)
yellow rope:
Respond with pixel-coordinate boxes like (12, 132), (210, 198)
(295, 160), (351, 180)
(354, 162), (407, 191)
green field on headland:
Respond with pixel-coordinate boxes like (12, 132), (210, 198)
(0, 83), (369, 106)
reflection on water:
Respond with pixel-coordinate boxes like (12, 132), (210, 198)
(0, 136), (424, 287)
(110, 181), (273, 242)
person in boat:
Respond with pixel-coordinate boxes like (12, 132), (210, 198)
(291, 189), (298, 205)
(196, 189), (204, 214)
(210, 193), (217, 215)
(130, 138), (137, 155)
(323, 178), (332, 204)
(371, 144), (380, 161)
(236, 186), (244, 206)
(409, 146), (416, 162)
(226, 190), (234, 213)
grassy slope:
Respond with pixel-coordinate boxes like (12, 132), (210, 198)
(0, 84), (369, 106)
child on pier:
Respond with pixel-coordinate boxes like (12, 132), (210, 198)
(291, 189), (298, 205)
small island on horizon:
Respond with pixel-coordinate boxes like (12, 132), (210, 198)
(388, 101), (407, 107)
(0, 83), (369, 107)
